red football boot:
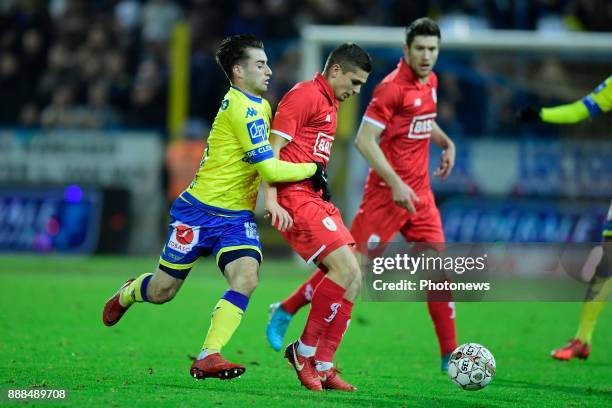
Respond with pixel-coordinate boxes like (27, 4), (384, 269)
(284, 342), (322, 391)
(318, 367), (357, 391)
(551, 339), (591, 361)
(102, 279), (134, 327)
(190, 353), (245, 380)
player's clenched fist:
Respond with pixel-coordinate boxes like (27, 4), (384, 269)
(516, 106), (541, 123)
(311, 163), (332, 202)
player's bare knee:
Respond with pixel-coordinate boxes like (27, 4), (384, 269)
(224, 257), (259, 296)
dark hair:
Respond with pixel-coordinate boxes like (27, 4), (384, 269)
(215, 34), (264, 82)
(405, 17), (441, 46)
(324, 43), (372, 74)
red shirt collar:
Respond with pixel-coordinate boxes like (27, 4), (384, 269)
(397, 58), (431, 89)
(314, 72), (338, 107)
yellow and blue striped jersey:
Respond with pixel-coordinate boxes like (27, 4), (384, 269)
(583, 75), (612, 115)
(185, 86), (274, 212)
(541, 76), (612, 124)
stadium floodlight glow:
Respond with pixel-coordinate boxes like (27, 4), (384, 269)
(300, 25), (612, 80)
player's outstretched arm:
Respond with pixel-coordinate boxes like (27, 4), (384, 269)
(355, 119), (419, 213)
(253, 155), (316, 183)
(517, 100), (590, 125)
(517, 76), (612, 125)
(431, 121), (455, 180)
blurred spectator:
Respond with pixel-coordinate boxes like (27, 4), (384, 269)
(77, 82), (120, 129)
(40, 84), (79, 128)
(0, 0), (610, 135)
(0, 52), (23, 123)
(226, 0), (264, 37)
(142, 0), (182, 43)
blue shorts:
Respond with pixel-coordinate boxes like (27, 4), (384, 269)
(158, 192), (262, 279)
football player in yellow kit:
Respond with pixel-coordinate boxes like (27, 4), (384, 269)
(102, 35), (327, 380)
(517, 76), (612, 360)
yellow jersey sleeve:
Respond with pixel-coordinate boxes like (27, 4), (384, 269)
(540, 76), (611, 124)
(229, 95), (316, 184)
(583, 76), (612, 115)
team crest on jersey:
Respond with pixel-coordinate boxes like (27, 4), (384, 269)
(247, 118), (267, 144)
(322, 216), (337, 231)
(408, 113), (436, 139)
(432, 88), (437, 104)
(313, 132), (334, 160)
(414, 98), (422, 107)
(168, 222), (200, 254)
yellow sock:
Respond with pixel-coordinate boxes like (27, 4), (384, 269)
(119, 273), (154, 307)
(202, 291), (249, 352)
(575, 301), (605, 344)
(575, 277), (611, 344)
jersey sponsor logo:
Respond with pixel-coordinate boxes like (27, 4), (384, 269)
(244, 221), (260, 240)
(408, 113), (436, 139)
(244, 144), (273, 164)
(245, 107), (257, 118)
(247, 118), (267, 144)
(221, 99), (229, 111)
(324, 302), (341, 323)
(313, 132), (334, 160)
(168, 222), (200, 254)
(322, 216), (337, 231)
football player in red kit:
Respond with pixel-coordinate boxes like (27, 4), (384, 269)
(267, 17), (459, 373)
(263, 43), (372, 391)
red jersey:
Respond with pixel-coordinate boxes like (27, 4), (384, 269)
(271, 73), (338, 195)
(363, 58), (438, 194)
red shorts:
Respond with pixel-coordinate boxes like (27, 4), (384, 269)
(278, 193), (354, 264)
(351, 185), (444, 256)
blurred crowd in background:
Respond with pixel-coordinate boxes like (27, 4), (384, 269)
(1, 0), (611, 138)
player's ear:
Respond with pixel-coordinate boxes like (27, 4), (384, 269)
(232, 64), (243, 81)
(330, 63), (342, 79)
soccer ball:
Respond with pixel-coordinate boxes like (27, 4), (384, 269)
(448, 343), (496, 391)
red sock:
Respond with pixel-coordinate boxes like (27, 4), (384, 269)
(300, 277), (346, 347)
(281, 269), (325, 314)
(315, 299), (353, 363)
(427, 295), (457, 356)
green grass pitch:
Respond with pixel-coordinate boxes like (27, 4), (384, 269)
(1, 256), (610, 407)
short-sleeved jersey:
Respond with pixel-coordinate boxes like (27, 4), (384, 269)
(583, 75), (612, 116)
(363, 58), (438, 194)
(271, 73), (338, 195)
(185, 86), (274, 212)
